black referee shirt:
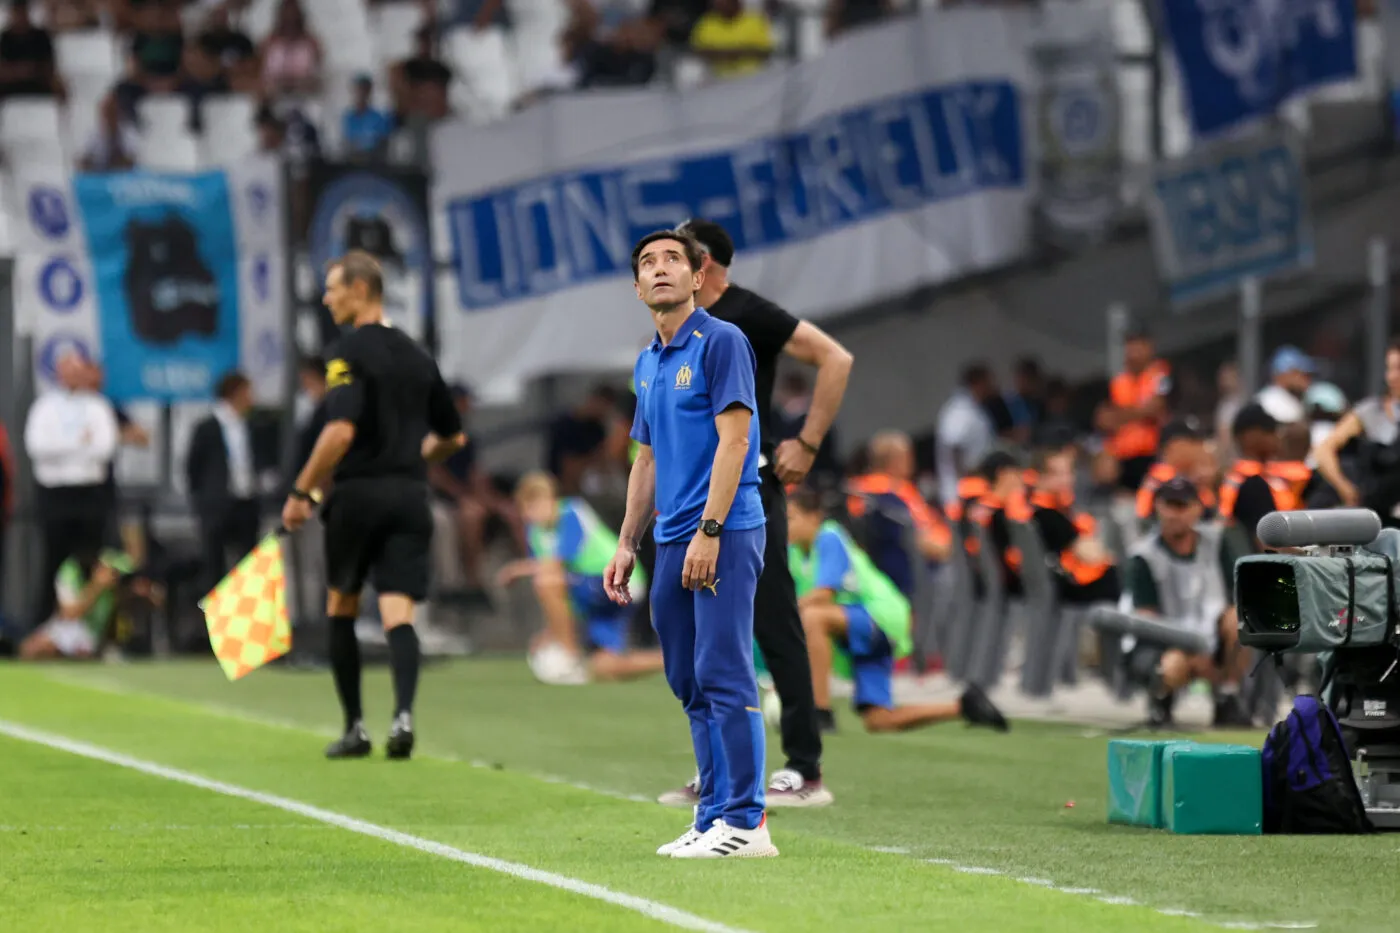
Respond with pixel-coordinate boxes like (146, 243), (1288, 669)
(706, 285), (799, 458)
(323, 323), (461, 484)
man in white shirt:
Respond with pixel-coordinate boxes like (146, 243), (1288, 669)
(1254, 346), (1314, 425)
(935, 363), (998, 504)
(23, 350), (121, 625)
(186, 371), (262, 595)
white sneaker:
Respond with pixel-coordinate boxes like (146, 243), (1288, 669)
(657, 774), (701, 807)
(671, 815), (778, 859)
(656, 824), (708, 856)
(765, 769), (834, 808)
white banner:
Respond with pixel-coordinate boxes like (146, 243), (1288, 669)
(431, 7), (1037, 397)
(12, 156), (289, 405)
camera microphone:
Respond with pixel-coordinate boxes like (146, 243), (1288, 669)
(1256, 509), (1381, 550)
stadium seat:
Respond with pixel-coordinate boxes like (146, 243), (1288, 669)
(940, 525), (979, 682)
(446, 26), (518, 123)
(1007, 519), (1061, 698)
(371, 1), (424, 67)
(64, 73), (112, 155)
(134, 98), (202, 170)
(0, 172), (13, 259)
(304, 0), (375, 71)
(55, 29), (122, 81)
(0, 98), (69, 167)
(201, 95), (258, 166)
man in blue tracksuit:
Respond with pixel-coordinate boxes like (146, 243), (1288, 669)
(604, 229), (775, 859)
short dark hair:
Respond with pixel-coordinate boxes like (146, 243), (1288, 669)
(788, 486), (824, 515)
(961, 362), (992, 389)
(1232, 402), (1278, 439)
(630, 230), (705, 280)
(1388, 337), (1400, 357)
(674, 218), (735, 267)
(330, 249), (384, 298)
(299, 354), (325, 375)
(216, 370), (250, 401)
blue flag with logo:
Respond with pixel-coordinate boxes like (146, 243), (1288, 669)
(74, 171), (241, 403)
(1163, 0), (1357, 138)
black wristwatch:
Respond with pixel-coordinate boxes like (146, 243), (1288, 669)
(699, 519), (723, 538)
(290, 487), (318, 503)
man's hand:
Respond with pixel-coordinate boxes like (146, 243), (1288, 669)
(773, 438), (817, 485)
(91, 563), (119, 589)
(603, 544), (637, 605)
(281, 495), (313, 532)
(683, 532), (719, 591)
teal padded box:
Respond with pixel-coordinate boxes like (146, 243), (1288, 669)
(1107, 739), (1193, 827)
(1161, 743), (1263, 835)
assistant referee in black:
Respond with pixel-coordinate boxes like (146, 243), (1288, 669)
(282, 250), (465, 761)
(658, 218), (854, 807)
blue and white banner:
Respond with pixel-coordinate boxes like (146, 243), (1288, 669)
(1144, 126), (1313, 307)
(431, 7), (1036, 396)
(1162, 0), (1357, 139)
(13, 157), (288, 404)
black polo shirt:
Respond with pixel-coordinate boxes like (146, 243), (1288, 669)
(706, 285), (799, 460)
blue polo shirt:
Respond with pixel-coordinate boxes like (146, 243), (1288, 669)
(630, 308), (766, 545)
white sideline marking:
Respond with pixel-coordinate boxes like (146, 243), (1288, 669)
(40, 674), (1321, 931)
(0, 721), (754, 933)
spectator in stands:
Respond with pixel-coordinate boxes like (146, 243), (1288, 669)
(1303, 382), (1347, 463)
(131, 0), (185, 89)
(1031, 376), (1076, 448)
(261, 0), (322, 99)
(546, 385), (621, 497)
(563, 0), (659, 88)
(689, 0), (773, 80)
(439, 0), (509, 33)
(1003, 356), (1043, 443)
(649, 0), (706, 46)
(846, 431), (951, 599)
(255, 101), (320, 160)
(788, 487), (1007, 733)
(79, 93), (139, 172)
(825, 0), (892, 37)
(46, 0), (101, 31)
(1255, 346), (1314, 425)
(1014, 446), (1120, 605)
(1134, 418), (1212, 525)
(429, 384), (525, 598)
(1314, 339), (1400, 524)
(391, 25), (452, 121)
(18, 544), (160, 660)
(1219, 404), (1298, 549)
(773, 373), (840, 485)
(0, 0), (63, 100)
(186, 372), (262, 596)
(199, 1), (256, 68)
(1096, 324), (1170, 495)
(935, 362), (997, 504)
(1124, 476), (1250, 728)
(341, 74), (393, 161)
(25, 349), (120, 626)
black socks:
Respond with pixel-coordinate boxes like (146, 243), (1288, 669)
(328, 615), (362, 732)
(387, 624), (420, 718)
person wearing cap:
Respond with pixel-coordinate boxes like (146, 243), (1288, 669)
(1008, 445), (1120, 605)
(1255, 346), (1315, 425)
(1134, 417), (1214, 525)
(1218, 403), (1304, 551)
(1095, 325), (1172, 494)
(655, 218), (853, 809)
(1314, 338), (1400, 524)
(1124, 474), (1250, 727)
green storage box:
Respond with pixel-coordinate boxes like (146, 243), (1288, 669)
(1107, 739), (1193, 828)
(1161, 743), (1263, 835)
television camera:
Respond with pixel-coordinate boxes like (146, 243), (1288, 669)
(1235, 508), (1400, 828)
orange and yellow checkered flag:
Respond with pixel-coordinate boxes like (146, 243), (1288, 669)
(199, 533), (292, 681)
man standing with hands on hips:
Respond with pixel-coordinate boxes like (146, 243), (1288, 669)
(604, 230), (775, 859)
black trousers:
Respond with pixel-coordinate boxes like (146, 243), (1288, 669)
(755, 470), (823, 781)
(34, 484), (112, 627)
(198, 498), (262, 596)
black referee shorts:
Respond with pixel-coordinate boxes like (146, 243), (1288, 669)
(323, 477), (433, 602)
